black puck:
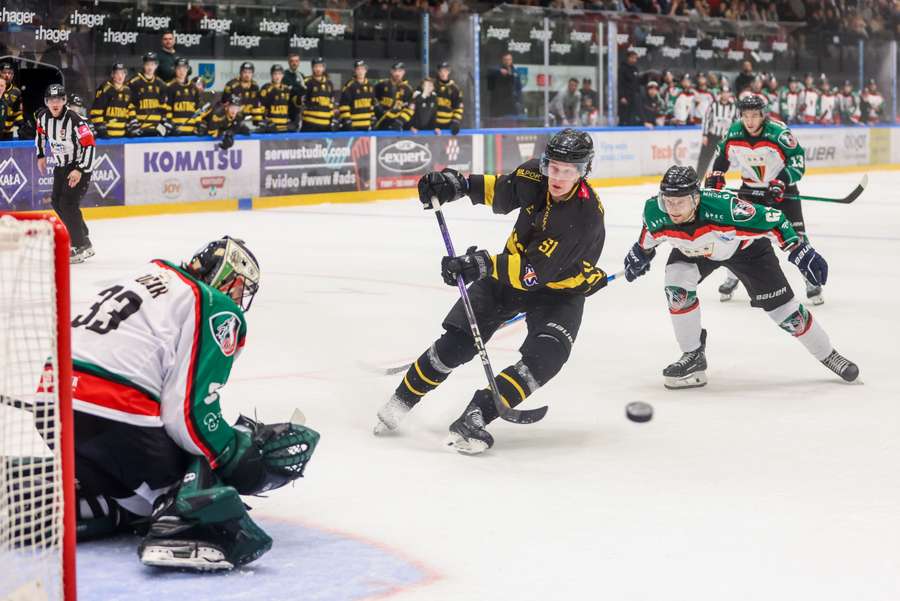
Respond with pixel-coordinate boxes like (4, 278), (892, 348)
(626, 401), (653, 423)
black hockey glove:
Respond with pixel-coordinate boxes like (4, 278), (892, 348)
(623, 242), (656, 282)
(93, 123), (108, 138)
(441, 246), (492, 286)
(341, 118), (353, 131)
(418, 168), (469, 209)
(125, 119), (142, 137)
(17, 120), (35, 139)
(450, 120), (461, 136)
(788, 242), (828, 287)
(218, 130), (235, 151)
(704, 171), (725, 190)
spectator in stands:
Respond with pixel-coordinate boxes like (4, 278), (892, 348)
(579, 94), (600, 126)
(486, 52), (524, 127)
(618, 49), (641, 125)
(157, 31), (178, 83)
(549, 77), (582, 126)
(409, 77), (438, 133)
(639, 80), (666, 127)
(734, 59), (755, 94)
(580, 78), (599, 112)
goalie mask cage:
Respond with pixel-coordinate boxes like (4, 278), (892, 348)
(0, 213), (76, 601)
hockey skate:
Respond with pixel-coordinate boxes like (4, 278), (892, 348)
(663, 329), (708, 389)
(820, 349), (859, 382)
(374, 394), (413, 435)
(718, 276), (740, 302)
(446, 398), (494, 455)
(69, 245), (94, 264)
(806, 281), (824, 306)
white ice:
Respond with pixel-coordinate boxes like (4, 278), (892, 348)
(73, 170), (900, 600)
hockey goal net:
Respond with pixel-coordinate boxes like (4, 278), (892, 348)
(0, 213), (76, 601)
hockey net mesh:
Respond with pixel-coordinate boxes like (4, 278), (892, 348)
(0, 215), (66, 600)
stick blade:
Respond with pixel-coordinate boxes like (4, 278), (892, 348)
(499, 403), (549, 424)
(840, 174), (868, 204)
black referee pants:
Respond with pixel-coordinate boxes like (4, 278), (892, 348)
(696, 134), (721, 176)
(51, 166), (91, 248)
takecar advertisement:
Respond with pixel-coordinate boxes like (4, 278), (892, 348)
(260, 137), (370, 195)
(124, 140), (260, 204)
(0, 144), (124, 211)
(376, 135), (473, 190)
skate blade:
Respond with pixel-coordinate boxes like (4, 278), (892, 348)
(373, 419), (397, 436)
(140, 544), (234, 571)
(807, 294), (824, 306)
(719, 292), (733, 302)
(445, 432), (488, 455)
(664, 371), (708, 389)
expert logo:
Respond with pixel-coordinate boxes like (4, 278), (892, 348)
(378, 140), (431, 174)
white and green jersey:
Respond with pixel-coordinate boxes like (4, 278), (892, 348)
(713, 119), (806, 189)
(638, 189), (800, 261)
(71, 260), (247, 469)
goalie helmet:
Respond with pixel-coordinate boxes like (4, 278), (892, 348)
(184, 237), (260, 311)
(540, 128), (594, 177)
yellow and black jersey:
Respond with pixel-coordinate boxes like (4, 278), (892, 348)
(301, 74), (335, 129)
(259, 82), (293, 131)
(0, 85), (23, 138)
(128, 73), (167, 131)
(339, 78), (375, 130)
(223, 78), (263, 123)
(89, 81), (136, 138)
(166, 79), (208, 135)
(434, 78), (463, 127)
(206, 105), (239, 138)
(465, 158), (607, 296)
(373, 79), (414, 127)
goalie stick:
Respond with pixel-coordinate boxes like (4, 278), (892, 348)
(726, 174), (867, 204)
(376, 270), (626, 376)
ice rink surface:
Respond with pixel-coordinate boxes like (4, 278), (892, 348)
(74, 170), (899, 600)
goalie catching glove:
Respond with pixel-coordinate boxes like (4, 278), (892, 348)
(218, 415), (320, 495)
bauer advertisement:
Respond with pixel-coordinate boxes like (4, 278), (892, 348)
(376, 135), (473, 190)
(259, 136), (371, 195)
(124, 140), (260, 204)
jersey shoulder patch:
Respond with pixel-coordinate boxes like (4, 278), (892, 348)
(730, 198), (757, 222)
(776, 129), (798, 149)
(209, 310), (242, 357)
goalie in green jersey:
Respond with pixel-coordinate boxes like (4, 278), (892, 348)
(622, 165), (858, 389)
(705, 95), (825, 306)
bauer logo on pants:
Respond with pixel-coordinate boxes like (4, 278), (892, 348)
(209, 311), (242, 356)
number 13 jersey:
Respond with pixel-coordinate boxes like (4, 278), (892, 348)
(70, 260), (247, 469)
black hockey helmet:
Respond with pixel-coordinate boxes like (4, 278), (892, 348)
(174, 57), (189, 68)
(738, 94), (767, 116)
(270, 63), (284, 74)
(0, 61), (14, 72)
(391, 61), (405, 71)
(540, 128), (594, 177)
(142, 51), (158, 63)
(224, 93), (242, 106)
(353, 59), (367, 69)
(658, 165), (700, 214)
(111, 62), (126, 73)
(788, 75), (799, 84)
(68, 93), (85, 108)
(184, 236), (261, 311)
(437, 61), (450, 70)
(312, 56), (325, 66)
(240, 61), (254, 72)
(44, 83), (67, 102)
(660, 165), (699, 197)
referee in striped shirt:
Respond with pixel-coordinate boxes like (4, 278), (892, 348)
(697, 85), (738, 176)
(35, 84), (97, 263)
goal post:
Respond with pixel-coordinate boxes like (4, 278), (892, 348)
(0, 212), (77, 601)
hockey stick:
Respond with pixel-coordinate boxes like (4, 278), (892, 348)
(726, 174), (867, 204)
(432, 200), (547, 425)
(378, 269), (627, 376)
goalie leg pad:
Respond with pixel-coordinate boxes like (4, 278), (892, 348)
(139, 458), (273, 571)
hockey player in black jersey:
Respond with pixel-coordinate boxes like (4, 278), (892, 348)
(374, 129), (609, 454)
(434, 61), (463, 135)
(128, 52), (169, 136)
(301, 57), (336, 132)
(374, 61), (414, 130)
(224, 62), (263, 126)
(339, 59), (376, 131)
(259, 64), (294, 132)
(166, 57), (208, 136)
(90, 63), (136, 138)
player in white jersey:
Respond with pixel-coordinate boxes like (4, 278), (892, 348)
(861, 78), (885, 125)
(67, 236), (320, 571)
(797, 74), (819, 123)
(671, 74), (698, 125)
(693, 73), (715, 124)
(817, 78), (838, 124)
(622, 166), (858, 389)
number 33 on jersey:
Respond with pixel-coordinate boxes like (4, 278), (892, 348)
(70, 260), (248, 467)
